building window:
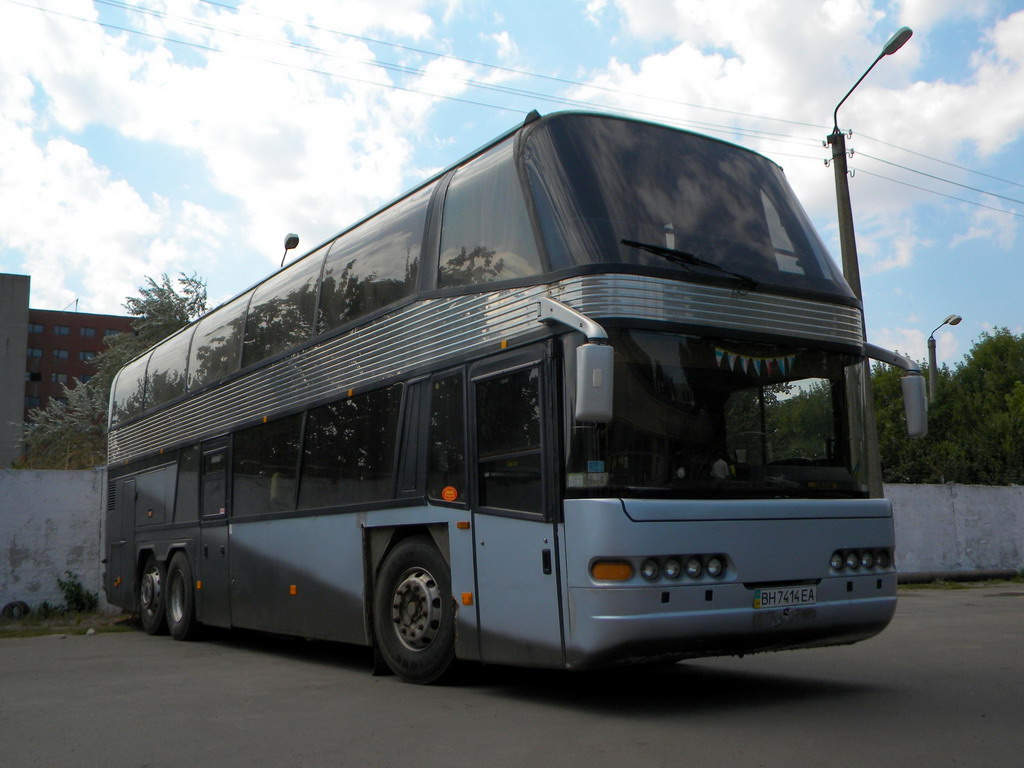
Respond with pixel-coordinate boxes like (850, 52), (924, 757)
(79, 350), (96, 361)
(51, 373), (68, 384)
(26, 371), (42, 382)
(25, 396), (40, 407)
(54, 325), (70, 335)
(104, 329), (122, 337)
(27, 347), (43, 358)
(80, 326), (96, 337)
(28, 323), (43, 333)
(78, 374), (93, 384)
(53, 349), (69, 360)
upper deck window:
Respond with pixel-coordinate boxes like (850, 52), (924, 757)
(438, 138), (543, 289)
(317, 183), (432, 334)
(521, 115), (852, 299)
(242, 243), (327, 368)
(187, 294), (250, 392)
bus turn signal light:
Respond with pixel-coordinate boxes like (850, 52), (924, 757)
(591, 561), (634, 581)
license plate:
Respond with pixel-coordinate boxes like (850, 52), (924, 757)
(753, 585), (817, 609)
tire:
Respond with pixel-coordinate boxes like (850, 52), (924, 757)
(139, 555), (168, 635)
(165, 552), (200, 641)
(373, 536), (456, 684)
(2, 601), (30, 620)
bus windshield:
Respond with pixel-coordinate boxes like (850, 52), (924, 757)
(523, 114), (853, 299)
(566, 330), (870, 499)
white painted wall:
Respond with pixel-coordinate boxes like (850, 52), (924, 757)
(1, 471), (1022, 612)
(0, 468), (110, 611)
(887, 484), (1024, 575)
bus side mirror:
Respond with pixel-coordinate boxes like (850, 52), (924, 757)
(901, 374), (928, 438)
(576, 343), (614, 423)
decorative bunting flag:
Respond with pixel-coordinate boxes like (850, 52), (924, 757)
(715, 347), (796, 376)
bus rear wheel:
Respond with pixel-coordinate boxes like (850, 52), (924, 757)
(373, 536), (456, 684)
(166, 552), (200, 641)
(139, 555), (168, 635)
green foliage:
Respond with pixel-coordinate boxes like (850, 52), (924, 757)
(57, 570), (100, 613)
(19, 273), (207, 469)
(873, 328), (1024, 484)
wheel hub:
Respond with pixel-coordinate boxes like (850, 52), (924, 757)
(390, 567), (442, 652)
(141, 569), (160, 611)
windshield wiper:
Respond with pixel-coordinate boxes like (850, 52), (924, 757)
(621, 239), (758, 291)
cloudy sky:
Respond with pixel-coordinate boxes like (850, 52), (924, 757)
(2, 0), (1022, 366)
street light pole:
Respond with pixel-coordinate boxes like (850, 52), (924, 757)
(927, 314), (962, 403)
(829, 26), (913, 300)
(828, 27), (912, 498)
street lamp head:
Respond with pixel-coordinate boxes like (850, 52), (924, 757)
(832, 26), (914, 134)
(944, 314), (962, 327)
(882, 27), (913, 57)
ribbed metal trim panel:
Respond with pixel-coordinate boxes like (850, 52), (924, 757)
(108, 274), (862, 464)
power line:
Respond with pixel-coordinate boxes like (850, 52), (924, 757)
(853, 169), (1024, 219)
(9, 0), (1023, 216)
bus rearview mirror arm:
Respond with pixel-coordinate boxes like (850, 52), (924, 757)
(864, 343), (928, 438)
(538, 297), (614, 423)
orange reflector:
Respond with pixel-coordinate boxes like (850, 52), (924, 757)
(500, 339), (508, 349)
(196, 580), (203, 590)
(289, 584), (297, 596)
(456, 521), (470, 530)
(462, 593), (474, 606)
(347, 388), (354, 397)
(263, 415), (268, 423)
(591, 561), (634, 581)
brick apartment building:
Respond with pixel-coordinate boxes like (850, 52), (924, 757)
(1, 273), (133, 466)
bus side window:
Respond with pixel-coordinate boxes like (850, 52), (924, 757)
(476, 367), (543, 513)
(427, 372), (466, 504)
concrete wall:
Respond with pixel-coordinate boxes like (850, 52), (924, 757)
(888, 483), (1024, 575)
(0, 274), (30, 467)
(1, 471), (1022, 613)
(1, 468), (108, 611)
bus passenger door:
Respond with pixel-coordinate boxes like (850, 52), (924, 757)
(198, 439), (231, 628)
(471, 354), (564, 668)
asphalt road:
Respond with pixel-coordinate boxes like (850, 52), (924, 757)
(1, 583), (1021, 768)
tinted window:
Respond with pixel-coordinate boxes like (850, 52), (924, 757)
(438, 138), (542, 288)
(145, 327), (194, 408)
(111, 354), (150, 424)
(317, 184), (431, 334)
(476, 367), (542, 512)
(188, 294), (250, 391)
(174, 444), (200, 523)
(427, 372), (466, 503)
(242, 244), (327, 368)
(298, 385), (402, 509)
(233, 414), (303, 515)
(522, 115), (851, 297)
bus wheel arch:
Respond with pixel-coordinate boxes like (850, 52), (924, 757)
(372, 534), (456, 684)
(138, 553), (168, 635)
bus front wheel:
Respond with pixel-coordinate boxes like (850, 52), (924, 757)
(166, 552), (200, 641)
(373, 536), (456, 684)
(139, 555), (168, 635)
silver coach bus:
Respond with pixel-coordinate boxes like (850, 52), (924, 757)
(104, 111), (926, 683)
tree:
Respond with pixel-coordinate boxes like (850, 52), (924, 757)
(873, 328), (1024, 485)
(19, 273), (207, 469)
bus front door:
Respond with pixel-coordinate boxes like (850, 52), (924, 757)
(471, 359), (564, 668)
(198, 440), (231, 628)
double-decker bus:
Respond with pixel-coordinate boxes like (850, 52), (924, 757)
(104, 111), (926, 683)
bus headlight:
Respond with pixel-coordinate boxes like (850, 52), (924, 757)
(640, 558), (660, 581)
(706, 556), (725, 578)
(860, 551), (875, 568)
(663, 558), (681, 579)
(830, 551), (845, 570)
(685, 557), (703, 578)
(845, 552), (860, 570)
